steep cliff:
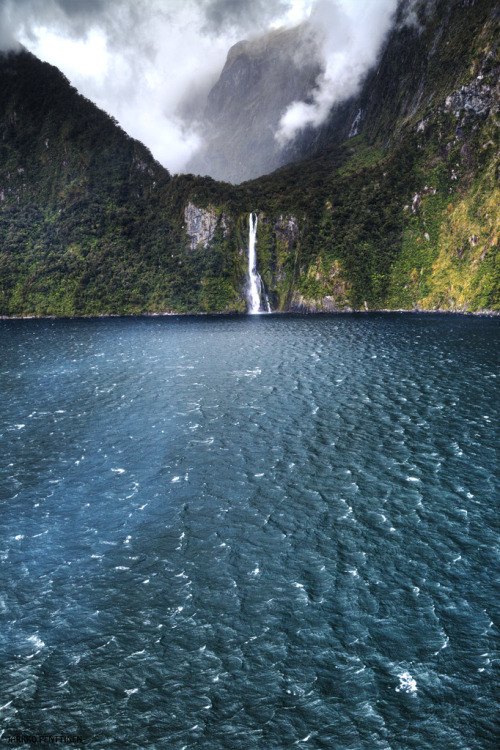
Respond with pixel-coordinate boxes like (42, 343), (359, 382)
(185, 24), (322, 184)
(0, 0), (498, 316)
(0, 49), (185, 315)
(242, 0), (500, 313)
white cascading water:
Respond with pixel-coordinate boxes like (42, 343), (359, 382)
(247, 213), (271, 314)
(247, 213), (261, 314)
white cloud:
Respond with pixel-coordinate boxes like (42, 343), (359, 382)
(0, 0), (400, 173)
(31, 27), (109, 80)
(276, 0), (398, 144)
(1, 0), (307, 173)
(277, 0), (314, 27)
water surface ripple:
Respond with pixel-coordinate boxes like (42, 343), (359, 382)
(0, 313), (498, 749)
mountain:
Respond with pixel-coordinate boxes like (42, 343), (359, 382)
(0, 0), (499, 317)
(184, 23), (323, 184)
(289, 0), (500, 312)
(0, 49), (224, 315)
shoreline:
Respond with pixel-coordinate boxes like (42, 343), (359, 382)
(1, 308), (499, 321)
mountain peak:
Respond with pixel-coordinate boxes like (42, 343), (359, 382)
(185, 23), (322, 184)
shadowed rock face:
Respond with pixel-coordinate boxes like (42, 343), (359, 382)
(185, 24), (323, 184)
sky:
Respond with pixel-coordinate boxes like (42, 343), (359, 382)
(0, 0), (399, 174)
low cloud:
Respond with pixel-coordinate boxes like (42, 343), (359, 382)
(200, 0), (291, 33)
(276, 0), (398, 145)
(0, 0), (302, 173)
(0, 0), (402, 174)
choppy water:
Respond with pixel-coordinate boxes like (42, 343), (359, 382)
(0, 313), (499, 749)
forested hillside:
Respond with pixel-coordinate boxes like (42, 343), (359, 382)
(0, 0), (498, 316)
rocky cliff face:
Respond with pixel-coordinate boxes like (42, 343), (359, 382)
(267, 0), (500, 314)
(0, 1), (498, 317)
(185, 24), (322, 184)
(184, 202), (224, 249)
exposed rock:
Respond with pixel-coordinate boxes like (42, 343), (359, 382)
(289, 293), (345, 313)
(348, 109), (363, 138)
(444, 78), (498, 120)
(416, 117), (428, 133)
(412, 185), (438, 213)
(255, 213), (301, 309)
(274, 214), (299, 250)
(184, 202), (220, 249)
(185, 24), (322, 184)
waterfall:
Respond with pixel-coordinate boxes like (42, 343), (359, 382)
(247, 213), (271, 314)
(247, 213), (261, 314)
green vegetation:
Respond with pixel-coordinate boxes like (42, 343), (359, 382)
(0, 0), (498, 316)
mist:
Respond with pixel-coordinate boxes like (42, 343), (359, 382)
(0, 0), (401, 175)
(0, 0), (306, 172)
(276, 0), (398, 144)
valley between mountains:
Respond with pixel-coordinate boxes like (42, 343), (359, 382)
(0, 0), (498, 316)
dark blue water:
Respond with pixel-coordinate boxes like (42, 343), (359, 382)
(1, 313), (498, 749)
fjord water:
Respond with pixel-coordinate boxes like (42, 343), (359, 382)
(1, 313), (498, 749)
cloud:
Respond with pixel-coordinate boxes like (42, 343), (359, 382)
(0, 0), (108, 45)
(0, 0), (402, 173)
(276, 0), (398, 145)
(0, 0), (306, 173)
(0, 0), (297, 57)
(200, 0), (291, 33)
